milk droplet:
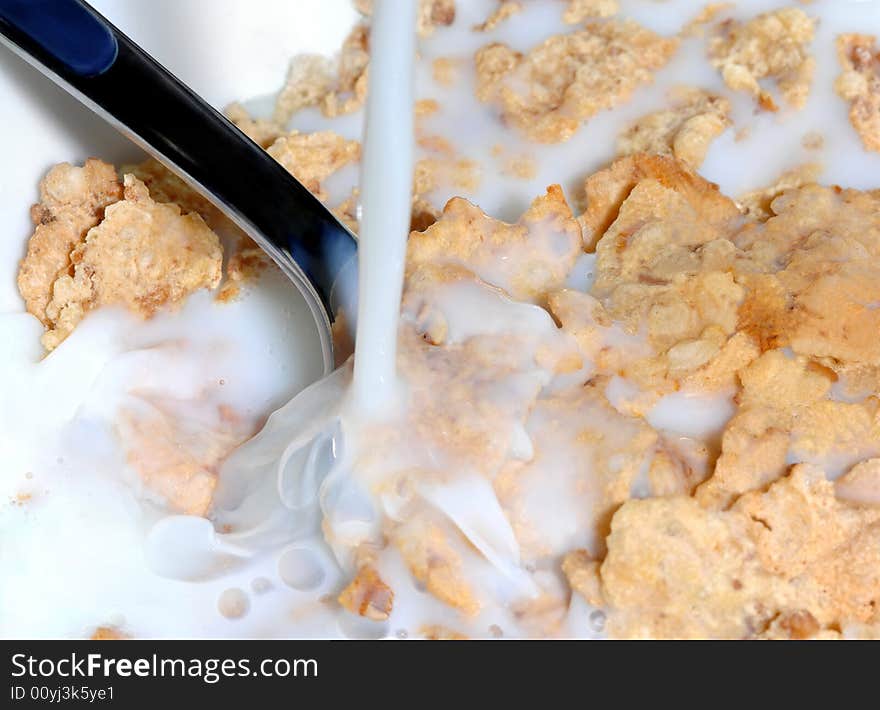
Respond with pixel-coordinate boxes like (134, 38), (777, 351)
(589, 610), (606, 633)
(250, 577), (272, 594)
(278, 547), (325, 591)
(217, 588), (249, 620)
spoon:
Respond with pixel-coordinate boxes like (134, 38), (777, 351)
(0, 0), (359, 372)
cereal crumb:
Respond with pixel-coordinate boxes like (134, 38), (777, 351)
(708, 8), (816, 110)
(420, 625), (468, 639)
(502, 154), (538, 179)
(90, 626), (129, 640)
(475, 21), (678, 143)
(356, 0), (455, 38)
(414, 156), (481, 196)
(801, 131), (824, 150)
(432, 57), (460, 86)
(337, 565), (394, 621)
(617, 87), (731, 168)
(473, 1), (522, 32)
(835, 34), (880, 152)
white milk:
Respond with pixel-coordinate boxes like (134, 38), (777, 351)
(351, 0), (418, 413)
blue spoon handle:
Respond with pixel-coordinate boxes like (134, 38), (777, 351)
(0, 0), (357, 322)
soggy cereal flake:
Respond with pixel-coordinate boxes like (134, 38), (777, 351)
(407, 185), (583, 302)
(393, 517), (479, 614)
(266, 131), (360, 201)
(835, 34), (880, 153)
(708, 8), (815, 110)
(18, 159), (123, 326)
(617, 87), (731, 168)
(413, 156), (481, 197)
(495, 384), (657, 559)
(119, 395), (253, 517)
(475, 21), (678, 143)
(338, 565), (394, 621)
(41, 175), (222, 350)
(474, 1), (522, 32)
(562, 0), (618, 24)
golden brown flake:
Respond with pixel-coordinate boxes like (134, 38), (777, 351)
(119, 396), (253, 517)
(597, 466), (880, 638)
(735, 184), (880, 364)
(407, 184), (583, 303)
(579, 153), (738, 250)
(835, 34), (880, 152)
(41, 175), (222, 350)
(272, 54), (335, 124)
(617, 87), (731, 168)
(337, 565), (395, 621)
(17, 159), (123, 326)
(393, 518), (479, 615)
(475, 21), (678, 143)
(122, 158), (218, 224)
(708, 8), (815, 110)
(273, 26), (369, 121)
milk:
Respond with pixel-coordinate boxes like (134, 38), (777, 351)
(351, 0), (417, 413)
